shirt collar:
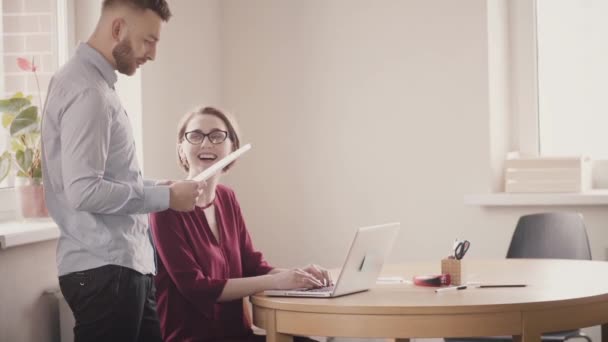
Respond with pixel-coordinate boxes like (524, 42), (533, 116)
(76, 42), (118, 89)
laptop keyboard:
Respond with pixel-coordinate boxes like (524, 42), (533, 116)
(305, 285), (335, 292)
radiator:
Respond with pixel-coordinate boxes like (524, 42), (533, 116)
(51, 290), (74, 342)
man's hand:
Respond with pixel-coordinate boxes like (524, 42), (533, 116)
(169, 181), (201, 212)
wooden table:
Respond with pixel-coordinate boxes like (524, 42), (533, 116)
(251, 259), (608, 342)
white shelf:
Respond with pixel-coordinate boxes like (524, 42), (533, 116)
(0, 218), (59, 249)
(464, 190), (608, 206)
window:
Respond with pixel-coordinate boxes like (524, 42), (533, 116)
(536, 0), (608, 159)
(510, 0), (608, 191)
(516, 0), (608, 161)
(0, 0), (69, 217)
(1, 0), (66, 188)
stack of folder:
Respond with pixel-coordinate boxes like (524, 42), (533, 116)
(504, 154), (591, 193)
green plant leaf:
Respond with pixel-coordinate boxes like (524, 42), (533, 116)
(0, 97), (30, 114)
(16, 170), (28, 178)
(23, 132), (40, 148)
(2, 113), (15, 129)
(0, 152), (11, 183)
(10, 106), (38, 136)
(15, 148), (33, 174)
(10, 137), (25, 152)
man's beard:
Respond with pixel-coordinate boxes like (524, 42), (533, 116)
(112, 38), (137, 75)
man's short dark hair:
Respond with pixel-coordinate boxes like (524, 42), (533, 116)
(103, 0), (172, 21)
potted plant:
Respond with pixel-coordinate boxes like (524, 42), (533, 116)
(0, 57), (48, 218)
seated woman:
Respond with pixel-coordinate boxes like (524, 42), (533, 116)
(150, 106), (331, 342)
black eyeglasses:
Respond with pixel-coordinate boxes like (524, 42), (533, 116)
(184, 129), (229, 145)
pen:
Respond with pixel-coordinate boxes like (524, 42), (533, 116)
(478, 284), (526, 288)
(435, 285), (467, 293)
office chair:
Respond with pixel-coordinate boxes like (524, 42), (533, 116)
(446, 212), (593, 342)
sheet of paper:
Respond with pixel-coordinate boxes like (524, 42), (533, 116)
(192, 144), (252, 182)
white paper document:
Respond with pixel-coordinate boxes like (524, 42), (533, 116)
(192, 144), (252, 182)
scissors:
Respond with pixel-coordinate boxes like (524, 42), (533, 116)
(453, 240), (470, 260)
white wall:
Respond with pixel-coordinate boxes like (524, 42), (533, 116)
(140, 0), (608, 266)
(220, 0), (495, 267)
(0, 241), (59, 342)
(140, 0), (221, 179)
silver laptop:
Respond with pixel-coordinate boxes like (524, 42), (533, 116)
(263, 222), (400, 298)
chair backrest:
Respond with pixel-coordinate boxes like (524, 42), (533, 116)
(506, 212), (592, 260)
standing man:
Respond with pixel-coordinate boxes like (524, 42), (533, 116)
(41, 1), (199, 341)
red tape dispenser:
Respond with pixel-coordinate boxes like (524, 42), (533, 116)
(413, 274), (451, 287)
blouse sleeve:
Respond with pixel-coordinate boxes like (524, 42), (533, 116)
(231, 192), (274, 277)
(150, 210), (227, 318)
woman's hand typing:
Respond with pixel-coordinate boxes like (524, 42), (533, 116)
(302, 264), (333, 287)
(271, 268), (324, 290)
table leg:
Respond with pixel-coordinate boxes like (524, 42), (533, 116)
(513, 329), (541, 342)
(265, 309), (293, 342)
(266, 332), (293, 342)
(514, 313), (542, 342)
(602, 323), (608, 342)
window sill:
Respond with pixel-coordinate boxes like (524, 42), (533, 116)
(464, 190), (608, 207)
(0, 218), (59, 249)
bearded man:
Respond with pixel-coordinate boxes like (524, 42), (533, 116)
(41, 1), (204, 341)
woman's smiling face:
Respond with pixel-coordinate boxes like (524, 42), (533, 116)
(180, 114), (233, 178)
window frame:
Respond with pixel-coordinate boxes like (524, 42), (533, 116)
(0, 1), (14, 218)
(511, 0), (540, 156)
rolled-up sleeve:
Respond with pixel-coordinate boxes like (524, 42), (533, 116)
(143, 186), (170, 213)
(151, 210), (227, 318)
(60, 88), (169, 214)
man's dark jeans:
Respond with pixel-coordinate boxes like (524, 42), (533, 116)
(59, 264), (162, 342)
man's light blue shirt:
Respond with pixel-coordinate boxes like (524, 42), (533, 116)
(42, 43), (169, 276)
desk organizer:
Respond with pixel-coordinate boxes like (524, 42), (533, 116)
(441, 258), (462, 285)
